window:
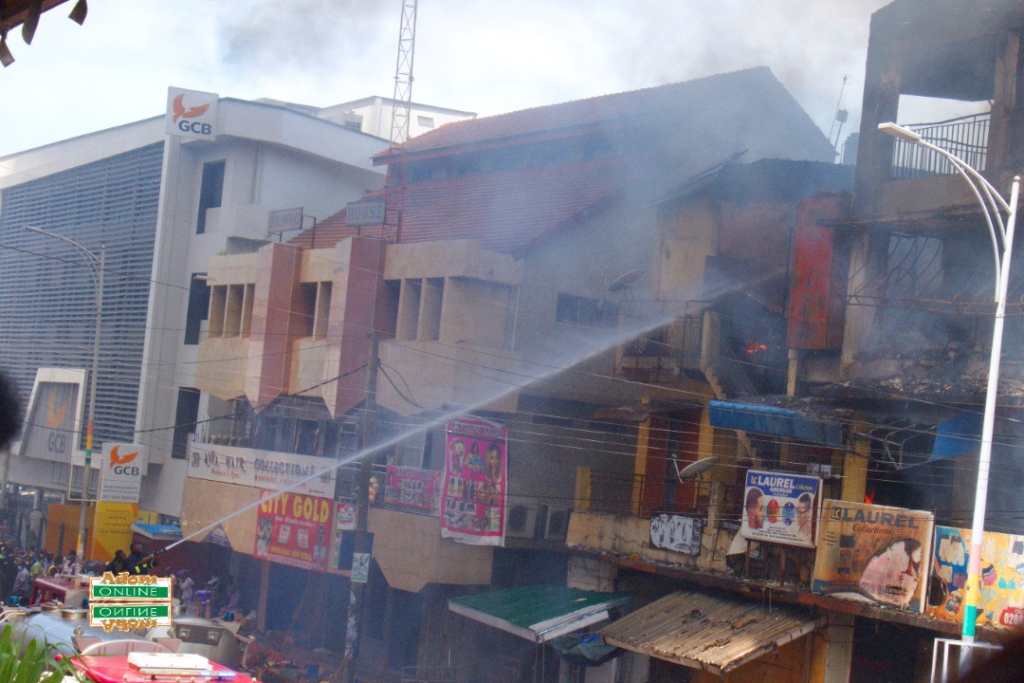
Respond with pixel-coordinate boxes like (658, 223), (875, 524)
(184, 273), (209, 345)
(556, 294), (619, 329)
(420, 278), (444, 341)
(299, 283), (317, 338)
(314, 282), (332, 339)
(172, 387), (201, 460)
(196, 160), (226, 234)
(417, 115), (435, 129)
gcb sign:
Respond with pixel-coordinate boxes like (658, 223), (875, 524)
(166, 87), (219, 140)
(99, 443), (144, 503)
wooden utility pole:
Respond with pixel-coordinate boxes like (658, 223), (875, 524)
(346, 332), (379, 683)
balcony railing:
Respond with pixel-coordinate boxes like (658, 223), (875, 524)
(618, 315), (704, 383)
(890, 113), (990, 180)
(587, 469), (738, 519)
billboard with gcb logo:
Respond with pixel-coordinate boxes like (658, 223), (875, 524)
(166, 87), (219, 140)
(99, 443), (144, 503)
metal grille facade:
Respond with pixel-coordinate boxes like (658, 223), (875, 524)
(0, 142), (165, 449)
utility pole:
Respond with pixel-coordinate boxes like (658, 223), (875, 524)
(346, 332), (379, 683)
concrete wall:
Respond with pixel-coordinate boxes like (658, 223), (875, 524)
(368, 507), (493, 593)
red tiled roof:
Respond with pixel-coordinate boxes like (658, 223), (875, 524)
(373, 67), (815, 162)
(288, 191), (384, 250)
(398, 156), (627, 253)
(295, 66), (834, 256)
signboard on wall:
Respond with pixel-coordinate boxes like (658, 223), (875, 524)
(345, 199), (386, 226)
(812, 500), (934, 612)
(99, 443), (144, 503)
(166, 87), (219, 140)
(440, 417), (507, 546)
(650, 514), (703, 555)
(20, 370), (85, 463)
(91, 502), (139, 563)
(254, 490), (332, 572)
(927, 526), (1024, 629)
(384, 465), (441, 516)
(740, 469), (821, 548)
(188, 442), (336, 498)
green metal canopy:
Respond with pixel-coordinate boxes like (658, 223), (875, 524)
(448, 585), (631, 643)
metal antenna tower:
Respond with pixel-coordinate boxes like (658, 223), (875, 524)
(383, 0), (418, 242)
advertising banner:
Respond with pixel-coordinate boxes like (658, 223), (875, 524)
(188, 442), (336, 498)
(384, 466), (441, 516)
(91, 502), (139, 563)
(812, 500), (934, 612)
(927, 526), (1024, 629)
(650, 514), (703, 555)
(441, 417), (507, 546)
(99, 443), (144, 503)
(327, 501), (356, 575)
(254, 490), (332, 572)
(740, 469), (821, 548)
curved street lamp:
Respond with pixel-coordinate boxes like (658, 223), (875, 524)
(24, 226), (105, 572)
(879, 123), (1020, 655)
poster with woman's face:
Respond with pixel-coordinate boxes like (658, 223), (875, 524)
(812, 500), (934, 612)
(441, 417), (507, 546)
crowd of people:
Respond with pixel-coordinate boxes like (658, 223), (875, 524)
(0, 539), (246, 618)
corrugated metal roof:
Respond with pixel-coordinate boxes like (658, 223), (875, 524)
(601, 591), (821, 676)
(449, 585), (632, 643)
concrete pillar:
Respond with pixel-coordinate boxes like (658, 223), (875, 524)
(841, 432), (870, 504)
(822, 613), (855, 683)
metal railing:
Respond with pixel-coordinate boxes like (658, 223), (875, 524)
(890, 113), (990, 180)
(931, 638), (1002, 683)
(402, 665), (468, 683)
(618, 315), (704, 382)
(587, 469), (724, 518)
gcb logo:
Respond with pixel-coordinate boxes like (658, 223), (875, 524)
(172, 93), (212, 136)
(110, 445), (140, 476)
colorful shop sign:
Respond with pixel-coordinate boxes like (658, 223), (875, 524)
(927, 526), (1024, 629)
(254, 490), (332, 572)
(440, 417), (507, 546)
(812, 501), (934, 612)
(740, 469), (821, 548)
(88, 573), (174, 632)
(188, 442), (336, 498)
(384, 466), (441, 516)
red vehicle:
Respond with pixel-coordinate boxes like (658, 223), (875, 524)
(28, 576), (88, 607)
(72, 654), (257, 683)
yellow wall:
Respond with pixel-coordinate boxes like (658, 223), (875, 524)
(180, 478), (260, 555)
(196, 337), (250, 400)
(368, 507), (493, 592)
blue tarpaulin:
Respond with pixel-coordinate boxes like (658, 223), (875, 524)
(927, 412), (982, 462)
(708, 400), (844, 447)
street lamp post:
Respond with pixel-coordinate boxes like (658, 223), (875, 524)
(879, 123), (1021, 658)
(25, 226), (105, 571)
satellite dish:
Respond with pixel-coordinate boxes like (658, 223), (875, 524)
(608, 269), (644, 292)
(675, 456), (720, 482)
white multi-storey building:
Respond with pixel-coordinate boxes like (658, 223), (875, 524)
(0, 91), (389, 521)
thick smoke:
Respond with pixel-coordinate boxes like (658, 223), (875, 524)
(213, 1), (391, 75)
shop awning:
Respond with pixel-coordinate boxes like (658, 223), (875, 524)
(708, 399), (844, 447)
(448, 585), (631, 644)
(927, 412), (982, 462)
(131, 523), (182, 541)
(601, 591), (821, 677)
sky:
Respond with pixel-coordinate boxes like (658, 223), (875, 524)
(0, 0), (900, 159)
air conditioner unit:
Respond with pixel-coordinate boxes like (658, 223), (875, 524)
(543, 506), (571, 541)
(505, 504), (540, 539)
